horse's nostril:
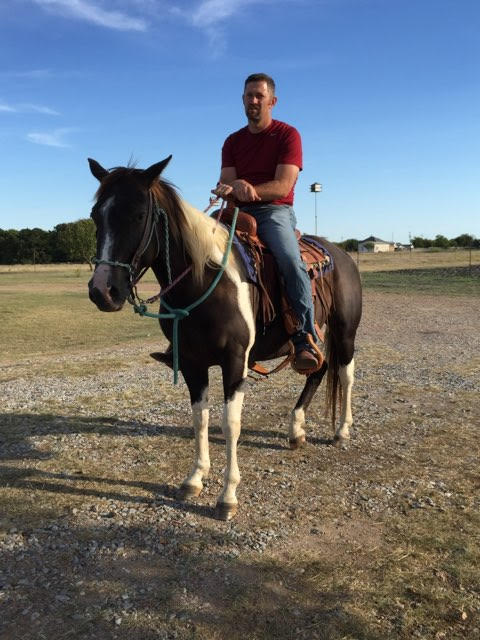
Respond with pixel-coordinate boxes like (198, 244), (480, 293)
(109, 285), (121, 303)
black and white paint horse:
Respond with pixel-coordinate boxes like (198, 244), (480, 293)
(88, 156), (362, 520)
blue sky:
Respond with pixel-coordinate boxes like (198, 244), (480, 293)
(0, 0), (478, 242)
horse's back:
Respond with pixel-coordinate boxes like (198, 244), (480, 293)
(312, 236), (362, 329)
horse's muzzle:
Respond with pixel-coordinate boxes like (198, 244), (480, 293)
(88, 265), (127, 312)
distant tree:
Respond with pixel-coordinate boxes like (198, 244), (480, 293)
(411, 236), (432, 248)
(343, 238), (358, 252)
(21, 228), (52, 263)
(0, 228), (52, 263)
(53, 219), (96, 268)
(433, 234), (450, 249)
(451, 233), (475, 247)
(0, 229), (20, 263)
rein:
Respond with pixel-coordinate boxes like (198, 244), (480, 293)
(134, 201), (238, 384)
(93, 190), (238, 385)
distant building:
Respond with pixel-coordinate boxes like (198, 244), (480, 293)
(394, 242), (413, 251)
(358, 236), (394, 253)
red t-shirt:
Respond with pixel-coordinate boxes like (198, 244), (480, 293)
(221, 119), (302, 206)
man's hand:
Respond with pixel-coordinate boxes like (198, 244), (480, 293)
(211, 182), (233, 199)
(212, 180), (260, 202)
(231, 179), (261, 202)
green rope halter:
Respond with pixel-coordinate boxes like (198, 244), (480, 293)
(133, 206), (239, 384)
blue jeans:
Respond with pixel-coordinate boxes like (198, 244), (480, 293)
(241, 203), (316, 338)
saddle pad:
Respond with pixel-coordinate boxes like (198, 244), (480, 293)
(230, 231), (334, 284)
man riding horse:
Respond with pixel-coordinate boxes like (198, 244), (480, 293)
(212, 73), (319, 372)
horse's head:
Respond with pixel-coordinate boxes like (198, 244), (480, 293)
(87, 156), (172, 312)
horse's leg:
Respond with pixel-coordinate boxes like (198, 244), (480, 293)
(215, 354), (248, 521)
(335, 358), (355, 444)
(289, 361), (328, 448)
(178, 365), (210, 499)
(333, 329), (357, 444)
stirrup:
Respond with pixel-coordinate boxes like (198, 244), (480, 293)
(291, 334), (324, 376)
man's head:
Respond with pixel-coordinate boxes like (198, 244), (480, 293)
(243, 73), (277, 131)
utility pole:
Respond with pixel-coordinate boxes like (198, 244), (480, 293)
(310, 182), (322, 236)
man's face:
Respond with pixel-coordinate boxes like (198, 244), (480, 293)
(242, 80), (277, 126)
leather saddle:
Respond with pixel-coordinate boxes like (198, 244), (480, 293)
(218, 206), (334, 339)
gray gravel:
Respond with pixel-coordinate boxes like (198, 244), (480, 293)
(1, 290), (479, 639)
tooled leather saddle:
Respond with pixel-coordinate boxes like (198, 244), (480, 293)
(218, 205), (334, 344)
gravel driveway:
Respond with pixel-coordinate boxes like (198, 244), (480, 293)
(1, 290), (479, 639)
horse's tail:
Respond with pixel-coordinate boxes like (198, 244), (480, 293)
(325, 330), (342, 432)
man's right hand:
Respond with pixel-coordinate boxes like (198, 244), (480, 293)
(211, 182), (234, 199)
(212, 180), (260, 202)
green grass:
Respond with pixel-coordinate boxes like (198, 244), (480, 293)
(362, 265), (480, 296)
(0, 270), (162, 360)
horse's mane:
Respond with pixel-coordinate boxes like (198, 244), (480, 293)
(95, 167), (229, 285)
(151, 180), (229, 285)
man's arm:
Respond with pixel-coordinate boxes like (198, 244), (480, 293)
(213, 166), (260, 201)
(214, 164), (298, 202)
(253, 164), (299, 201)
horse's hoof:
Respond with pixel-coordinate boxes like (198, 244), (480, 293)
(215, 502), (238, 521)
(178, 484), (202, 500)
(333, 436), (349, 448)
(289, 435), (306, 450)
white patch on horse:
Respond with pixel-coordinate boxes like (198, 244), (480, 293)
(224, 252), (256, 376)
(208, 249), (254, 508)
(183, 387), (210, 492)
(289, 407), (306, 443)
(219, 389), (245, 506)
(99, 196), (115, 261)
(337, 358), (355, 440)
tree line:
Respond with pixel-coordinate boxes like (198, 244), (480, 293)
(1, 222), (478, 265)
(336, 233), (479, 252)
(0, 219), (96, 266)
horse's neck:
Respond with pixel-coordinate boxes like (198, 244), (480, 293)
(151, 232), (189, 290)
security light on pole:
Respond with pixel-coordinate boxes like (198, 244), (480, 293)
(310, 183), (322, 235)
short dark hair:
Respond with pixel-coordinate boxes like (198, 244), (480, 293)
(244, 73), (275, 95)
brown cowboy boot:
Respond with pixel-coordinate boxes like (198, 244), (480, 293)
(292, 332), (321, 373)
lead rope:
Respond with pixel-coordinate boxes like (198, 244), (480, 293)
(134, 197), (225, 306)
(133, 202), (238, 384)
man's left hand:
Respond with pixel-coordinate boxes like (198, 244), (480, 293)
(231, 179), (260, 202)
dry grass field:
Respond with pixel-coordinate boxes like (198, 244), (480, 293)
(0, 252), (479, 639)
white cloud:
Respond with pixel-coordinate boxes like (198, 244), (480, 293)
(0, 101), (59, 115)
(0, 103), (17, 113)
(26, 128), (73, 147)
(191, 0), (255, 28)
(33, 0), (147, 31)
(171, 0), (269, 54)
(0, 69), (53, 80)
(21, 103), (60, 115)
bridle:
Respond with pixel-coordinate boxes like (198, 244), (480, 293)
(92, 190), (170, 301)
(92, 189), (238, 384)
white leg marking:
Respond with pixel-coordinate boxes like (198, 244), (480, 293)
(336, 358), (355, 440)
(183, 387), (210, 492)
(214, 254), (254, 509)
(99, 196), (115, 261)
(289, 407), (306, 442)
(218, 390), (245, 506)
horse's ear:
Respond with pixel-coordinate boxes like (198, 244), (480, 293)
(88, 158), (108, 182)
(141, 155), (172, 187)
